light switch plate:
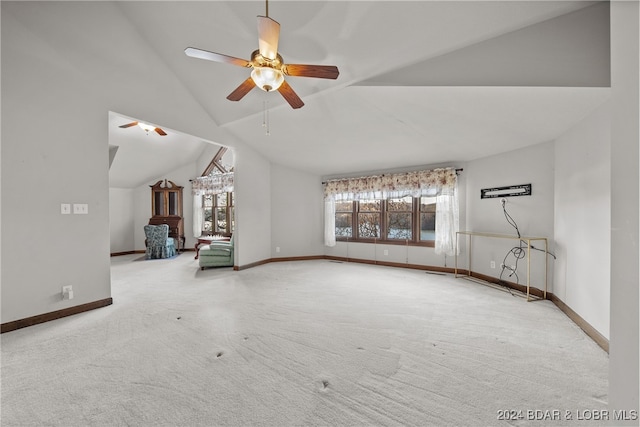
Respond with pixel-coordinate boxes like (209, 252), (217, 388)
(73, 204), (88, 214)
(61, 204), (71, 214)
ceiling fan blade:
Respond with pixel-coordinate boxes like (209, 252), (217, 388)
(184, 47), (251, 68)
(227, 77), (257, 101)
(119, 121), (138, 129)
(154, 127), (167, 136)
(257, 16), (280, 60)
(277, 80), (304, 109)
(284, 64), (339, 80)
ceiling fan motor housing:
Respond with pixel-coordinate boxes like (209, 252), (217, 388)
(250, 50), (285, 91)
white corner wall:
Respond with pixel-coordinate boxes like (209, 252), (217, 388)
(271, 164), (324, 258)
(234, 144), (272, 267)
(554, 101), (611, 339)
(109, 188), (135, 253)
(2, 4), (113, 323)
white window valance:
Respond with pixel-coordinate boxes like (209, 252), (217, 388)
(191, 172), (234, 196)
(323, 167), (457, 201)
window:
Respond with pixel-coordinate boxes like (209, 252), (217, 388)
(419, 196), (436, 241)
(324, 168), (458, 254)
(335, 196), (436, 246)
(387, 196), (413, 240)
(358, 200), (381, 239)
(194, 146), (235, 237)
(335, 201), (353, 238)
(203, 192), (234, 235)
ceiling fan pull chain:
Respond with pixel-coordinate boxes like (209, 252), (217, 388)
(263, 100), (266, 128)
(266, 100), (271, 136)
(263, 100), (271, 136)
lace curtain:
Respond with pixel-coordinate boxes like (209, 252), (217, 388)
(191, 172), (234, 237)
(323, 168), (459, 255)
(191, 172), (234, 196)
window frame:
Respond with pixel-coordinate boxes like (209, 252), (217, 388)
(335, 197), (436, 247)
(202, 191), (234, 236)
(334, 200), (354, 239)
(386, 195), (415, 241)
(356, 199), (382, 241)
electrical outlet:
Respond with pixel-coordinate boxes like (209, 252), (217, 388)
(490, 261), (496, 269)
(275, 247), (280, 253)
(62, 285), (74, 300)
(383, 249), (389, 256)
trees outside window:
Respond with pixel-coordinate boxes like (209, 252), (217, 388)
(335, 201), (353, 238)
(387, 196), (413, 240)
(358, 200), (381, 238)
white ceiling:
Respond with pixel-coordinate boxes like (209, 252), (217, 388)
(108, 112), (213, 188)
(103, 1), (611, 187)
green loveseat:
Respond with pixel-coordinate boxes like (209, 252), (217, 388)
(199, 236), (234, 269)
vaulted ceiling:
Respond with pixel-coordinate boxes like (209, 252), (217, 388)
(99, 1), (609, 187)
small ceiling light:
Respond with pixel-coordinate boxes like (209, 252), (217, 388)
(119, 121), (167, 136)
(251, 66), (284, 92)
(137, 122), (155, 133)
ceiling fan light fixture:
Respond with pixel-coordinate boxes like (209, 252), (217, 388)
(251, 66), (284, 92)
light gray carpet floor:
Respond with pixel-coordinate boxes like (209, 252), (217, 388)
(1, 254), (608, 426)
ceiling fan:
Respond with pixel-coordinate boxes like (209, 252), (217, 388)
(184, 0), (339, 109)
(119, 121), (167, 136)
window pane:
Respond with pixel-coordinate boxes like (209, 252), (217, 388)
(358, 213), (380, 238)
(201, 207), (211, 232)
(420, 196), (436, 240)
(388, 196), (412, 211)
(204, 207), (213, 222)
(335, 213), (352, 237)
(359, 200), (380, 212)
(420, 212), (436, 241)
(420, 196), (436, 212)
(203, 207), (213, 232)
(388, 212), (412, 239)
(215, 207), (227, 232)
(335, 201), (353, 212)
(204, 195), (213, 208)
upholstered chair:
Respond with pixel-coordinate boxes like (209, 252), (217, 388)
(199, 235), (234, 269)
(144, 224), (177, 259)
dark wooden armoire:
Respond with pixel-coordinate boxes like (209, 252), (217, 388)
(148, 179), (185, 251)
